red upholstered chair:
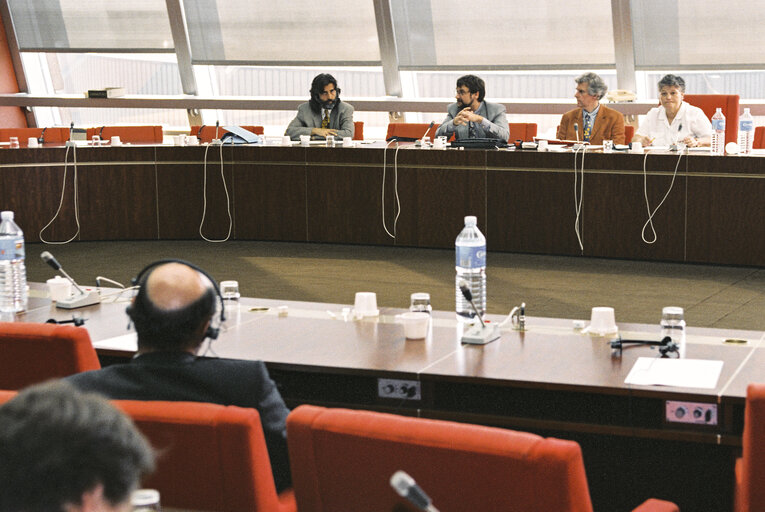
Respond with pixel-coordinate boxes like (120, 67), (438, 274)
(385, 122), (440, 141)
(683, 94), (740, 145)
(753, 126), (765, 149)
(625, 124), (636, 142)
(734, 383), (765, 512)
(114, 400), (295, 512)
(0, 323), (100, 390)
(287, 405), (677, 512)
(0, 127), (70, 146)
(0, 389), (16, 404)
(508, 122), (538, 142)
(190, 125), (265, 143)
(353, 121), (364, 140)
(86, 125), (164, 144)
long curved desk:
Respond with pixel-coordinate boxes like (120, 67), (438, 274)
(2, 142), (765, 266)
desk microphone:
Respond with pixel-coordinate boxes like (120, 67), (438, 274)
(40, 251), (100, 309)
(390, 471), (440, 512)
(459, 279), (485, 327)
(415, 121), (435, 147)
(459, 280), (500, 345)
(574, 123), (580, 142)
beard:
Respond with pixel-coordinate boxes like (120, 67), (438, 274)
(322, 99), (336, 110)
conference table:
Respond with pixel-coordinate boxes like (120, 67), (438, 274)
(20, 283), (765, 511)
(3, 141), (765, 266)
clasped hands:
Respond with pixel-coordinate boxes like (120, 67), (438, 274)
(311, 127), (338, 138)
(453, 107), (483, 126)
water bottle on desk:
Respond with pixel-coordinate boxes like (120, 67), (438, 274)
(710, 108), (725, 156)
(738, 107), (754, 155)
(455, 215), (486, 321)
(660, 307), (686, 358)
(0, 211), (28, 313)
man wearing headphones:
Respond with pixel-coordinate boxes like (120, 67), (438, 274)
(66, 261), (291, 492)
(285, 73), (355, 140)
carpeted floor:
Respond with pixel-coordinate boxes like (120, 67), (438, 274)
(25, 240), (765, 331)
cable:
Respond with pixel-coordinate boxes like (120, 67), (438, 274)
(381, 139), (401, 239)
(39, 144), (81, 244)
(641, 149), (684, 244)
(573, 144), (586, 253)
(199, 140), (233, 243)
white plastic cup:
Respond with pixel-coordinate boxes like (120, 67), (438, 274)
(353, 292), (378, 317)
(537, 140), (548, 152)
(300, 135), (310, 147)
(342, 137), (353, 148)
(46, 276), (72, 302)
(589, 307), (617, 335)
(186, 135), (199, 146)
(398, 311), (430, 339)
(282, 135), (292, 146)
(631, 141), (643, 153)
(9, 137), (19, 149)
(219, 280), (240, 301)
(110, 135), (122, 146)
(27, 137), (39, 148)
(173, 135), (184, 146)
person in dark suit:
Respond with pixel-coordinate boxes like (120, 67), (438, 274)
(435, 74), (510, 141)
(0, 381), (154, 512)
(557, 72), (626, 145)
(66, 261), (292, 492)
(285, 73), (355, 140)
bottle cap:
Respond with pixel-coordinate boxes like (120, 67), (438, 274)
(1, 211), (13, 220)
(464, 215), (477, 226)
(661, 306), (684, 321)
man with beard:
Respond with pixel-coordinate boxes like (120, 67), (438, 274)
(435, 74), (509, 141)
(286, 73), (355, 140)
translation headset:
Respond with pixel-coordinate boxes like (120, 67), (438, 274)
(128, 259), (226, 340)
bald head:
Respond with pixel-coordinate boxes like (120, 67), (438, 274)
(145, 262), (210, 312)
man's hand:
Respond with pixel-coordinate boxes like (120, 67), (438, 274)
(311, 127), (338, 138)
(454, 107), (483, 126)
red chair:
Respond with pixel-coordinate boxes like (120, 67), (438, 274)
(353, 121), (364, 140)
(287, 405), (677, 512)
(385, 122), (439, 141)
(114, 400), (295, 512)
(683, 94), (740, 145)
(0, 323), (100, 390)
(0, 390), (16, 403)
(625, 124), (636, 142)
(508, 122), (538, 142)
(753, 126), (765, 149)
(0, 127), (70, 146)
(191, 125), (265, 143)
(734, 383), (765, 512)
(86, 126), (164, 144)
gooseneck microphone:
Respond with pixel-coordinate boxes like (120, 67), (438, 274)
(41, 251), (85, 295)
(421, 121), (435, 142)
(458, 280), (500, 345)
(458, 279), (485, 327)
(390, 471), (440, 512)
(574, 122), (580, 142)
(40, 251), (101, 309)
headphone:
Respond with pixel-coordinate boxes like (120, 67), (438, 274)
(128, 259), (226, 340)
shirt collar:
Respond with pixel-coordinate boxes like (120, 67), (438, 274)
(584, 104), (601, 118)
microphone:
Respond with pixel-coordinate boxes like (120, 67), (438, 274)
(40, 251), (100, 309)
(390, 471), (440, 512)
(421, 121), (434, 142)
(458, 279), (500, 345)
(458, 279), (485, 327)
(574, 123), (580, 142)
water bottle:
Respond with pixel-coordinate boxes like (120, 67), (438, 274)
(455, 215), (486, 321)
(738, 107), (754, 155)
(660, 306), (686, 358)
(710, 108), (725, 156)
(0, 211), (28, 313)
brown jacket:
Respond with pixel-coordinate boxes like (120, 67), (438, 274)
(556, 104), (625, 145)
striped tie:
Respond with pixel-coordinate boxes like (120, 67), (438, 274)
(321, 110), (330, 129)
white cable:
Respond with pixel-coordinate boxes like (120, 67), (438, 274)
(641, 149), (684, 244)
(199, 141), (232, 243)
(381, 139), (398, 238)
(39, 144), (81, 244)
(393, 144), (402, 237)
(573, 144), (586, 253)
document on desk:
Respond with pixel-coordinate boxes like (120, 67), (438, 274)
(625, 357), (723, 389)
(92, 332), (138, 352)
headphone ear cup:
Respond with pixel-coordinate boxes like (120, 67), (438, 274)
(205, 325), (219, 340)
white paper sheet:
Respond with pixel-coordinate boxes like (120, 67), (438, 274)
(92, 332), (137, 352)
(624, 357), (723, 389)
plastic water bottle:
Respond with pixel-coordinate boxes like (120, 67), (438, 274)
(738, 107), (754, 155)
(660, 306), (686, 358)
(455, 215), (486, 321)
(0, 211), (28, 313)
(710, 108), (725, 156)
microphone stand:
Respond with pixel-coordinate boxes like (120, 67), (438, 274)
(459, 281), (501, 345)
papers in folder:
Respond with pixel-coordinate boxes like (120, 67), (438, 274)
(624, 357), (723, 389)
(92, 332), (138, 352)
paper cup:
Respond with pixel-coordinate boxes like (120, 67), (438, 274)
(27, 137), (39, 148)
(342, 137), (353, 148)
(110, 136), (122, 146)
(537, 140), (548, 152)
(300, 135), (310, 147)
(46, 276), (72, 302)
(588, 306), (617, 335)
(353, 292), (378, 317)
(282, 135), (292, 146)
(398, 311), (429, 339)
(631, 141), (643, 153)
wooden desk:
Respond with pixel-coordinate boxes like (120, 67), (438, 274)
(20, 284), (765, 511)
(3, 144), (765, 265)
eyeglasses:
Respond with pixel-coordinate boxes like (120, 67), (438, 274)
(456, 88), (472, 96)
(319, 88), (339, 96)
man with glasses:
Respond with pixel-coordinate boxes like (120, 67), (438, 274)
(435, 74), (509, 142)
(286, 73), (355, 140)
(556, 72), (625, 145)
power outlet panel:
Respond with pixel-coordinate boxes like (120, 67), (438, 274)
(377, 378), (421, 400)
(665, 401), (718, 425)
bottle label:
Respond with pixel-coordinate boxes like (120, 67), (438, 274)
(712, 119), (725, 131)
(740, 120), (753, 131)
(0, 237), (24, 261)
(456, 245), (486, 268)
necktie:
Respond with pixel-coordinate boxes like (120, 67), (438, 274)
(583, 113), (592, 142)
(468, 121), (476, 138)
(321, 110), (330, 129)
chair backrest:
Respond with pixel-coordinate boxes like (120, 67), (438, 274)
(385, 122), (439, 141)
(190, 125), (265, 143)
(113, 400), (293, 512)
(508, 123), (538, 142)
(0, 389), (16, 404)
(287, 405), (594, 512)
(0, 127), (70, 146)
(736, 383), (765, 512)
(86, 126), (164, 143)
(0, 323), (100, 390)
(353, 121), (364, 140)
(625, 125), (635, 142)
(753, 126), (765, 149)
(683, 94), (739, 144)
